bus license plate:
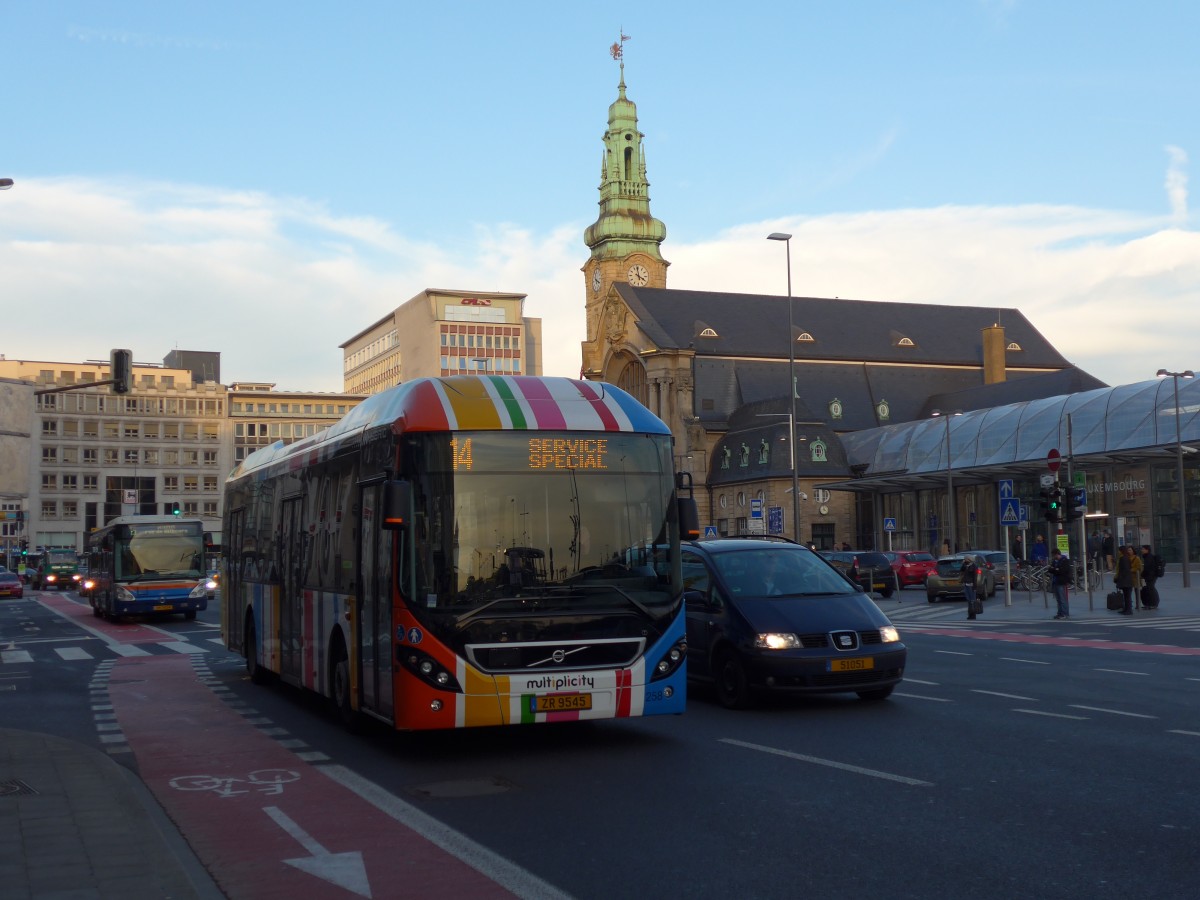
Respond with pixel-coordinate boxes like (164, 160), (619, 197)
(829, 657), (874, 672)
(530, 693), (592, 713)
(153, 604), (173, 611)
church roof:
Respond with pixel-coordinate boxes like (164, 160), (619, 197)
(614, 285), (1070, 369)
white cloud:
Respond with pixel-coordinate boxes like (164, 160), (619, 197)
(2, 177), (1197, 394)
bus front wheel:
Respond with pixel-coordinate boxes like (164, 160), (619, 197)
(331, 643), (361, 733)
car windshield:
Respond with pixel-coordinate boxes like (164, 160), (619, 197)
(904, 552), (935, 562)
(712, 548), (858, 597)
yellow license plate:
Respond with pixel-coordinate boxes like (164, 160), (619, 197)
(153, 604), (173, 611)
(829, 657), (874, 672)
(530, 693), (592, 713)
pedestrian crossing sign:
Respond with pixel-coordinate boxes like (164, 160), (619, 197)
(999, 497), (1020, 526)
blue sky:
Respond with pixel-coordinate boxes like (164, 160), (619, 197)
(2, 1), (1197, 392)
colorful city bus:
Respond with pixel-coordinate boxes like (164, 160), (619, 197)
(222, 374), (698, 732)
(83, 516), (216, 621)
(32, 548), (82, 591)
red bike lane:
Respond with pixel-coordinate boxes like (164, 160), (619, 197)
(108, 654), (518, 899)
(37, 589), (181, 645)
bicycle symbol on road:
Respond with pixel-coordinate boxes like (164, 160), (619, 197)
(168, 769), (300, 798)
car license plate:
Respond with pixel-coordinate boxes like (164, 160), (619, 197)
(153, 604), (173, 611)
(828, 657), (874, 672)
(529, 693), (592, 713)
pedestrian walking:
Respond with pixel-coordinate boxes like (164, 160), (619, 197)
(1102, 530), (1115, 571)
(1113, 545), (1135, 615)
(1049, 548), (1071, 619)
(1130, 545), (1144, 609)
(961, 554), (980, 620)
(1012, 534), (1024, 564)
(1140, 545), (1163, 609)
(1088, 531), (1102, 571)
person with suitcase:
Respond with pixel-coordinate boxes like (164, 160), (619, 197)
(1141, 545), (1163, 609)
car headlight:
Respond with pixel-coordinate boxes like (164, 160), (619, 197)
(754, 633), (801, 650)
(879, 625), (901, 643)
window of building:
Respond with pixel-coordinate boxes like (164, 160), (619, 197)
(164, 475), (179, 491)
(183, 476), (199, 491)
(42, 447), (58, 463)
(62, 448), (78, 464)
(183, 502), (198, 516)
(161, 375), (174, 388)
(83, 475), (98, 490)
(83, 422), (98, 439)
(125, 398), (138, 414)
(42, 420), (58, 436)
(144, 423), (159, 439)
(203, 424), (219, 441)
(62, 419), (78, 437)
(42, 501), (57, 518)
(203, 476), (218, 491)
(62, 474), (78, 490)
(202, 450), (218, 465)
(183, 424), (199, 441)
(203, 501), (218, 516)
(165, 450), (179, 465)
(184, 450), (199, 465)
(62, 501), (78, 518)
(144, 449), (158, 465)
(103, 422), (119, 439)
(124, 425), (139, 439)
(124, 450), (138, 464)
(42, 474), (57, 490)
(83, 448), (98, 464)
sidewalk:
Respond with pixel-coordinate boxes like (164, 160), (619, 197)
(882, 570), (1200, 622)
(0, 728), (223, 900)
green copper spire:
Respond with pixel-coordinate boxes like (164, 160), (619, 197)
(583, 61), (667, 262)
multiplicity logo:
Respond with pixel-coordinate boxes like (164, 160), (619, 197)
(525, 674), (595, 692)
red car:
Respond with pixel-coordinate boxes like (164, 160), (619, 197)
(0, 570), (24, 599)
(882, 551), (938, 587)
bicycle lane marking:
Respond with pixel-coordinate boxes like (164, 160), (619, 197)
(36, 590), (177, 645)
(107, 655), (520, 900)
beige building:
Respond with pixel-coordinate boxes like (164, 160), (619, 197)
(0, 355), (364, 557)
(340, 289), (543, 395)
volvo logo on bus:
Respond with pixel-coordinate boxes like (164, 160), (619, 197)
(552, 649), (567, 664)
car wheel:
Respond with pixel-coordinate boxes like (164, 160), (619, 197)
(879, 587), (894, 598)
(184, 610), (197, 621)
(857, 686), (895, 701)
(927, 591), (938, 603)
(714, 649), (752, 710)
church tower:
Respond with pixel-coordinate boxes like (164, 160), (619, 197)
(582, 44), (668, 375)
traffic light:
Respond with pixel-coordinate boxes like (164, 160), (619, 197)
(20, 538), (28, 555)
(170, 502), (181, 517)
(1046, 487), (1061, 523)
(1067, 487), (1087, 522)
(110, 348), (132, 394)
(1038, 489), (1051, 521)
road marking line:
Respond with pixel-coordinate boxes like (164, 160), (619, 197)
(999, 657), (1050, 664)
(902, 678), (940, 685)
(893, 692), (952, 702)
(158, 641), (208, 655)
(319, 764), (574, 899)
(1013, 709), (1089, 720)
(110, 644), (153, 657)
(973, 689), (1038, 701)
(720, 738), (934, 786)
(55, 647), (93, 660)
(1, 650), (34, 664)
(1069, 705), (1156, 719)
(1094, 668), (1149, 676)
(933, 649), (973, 656)
(1169, 729), (1200, 737)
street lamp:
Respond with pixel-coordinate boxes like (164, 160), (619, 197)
(767, 232), (800, 543)
(931, 409), (963, 554)
(1156, 368), (1194, 587)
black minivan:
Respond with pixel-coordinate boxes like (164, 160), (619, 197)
(682, 539), (906, 709)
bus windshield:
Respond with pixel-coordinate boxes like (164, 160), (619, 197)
(115, 523), (206, 581)
(403, 431), (679, 618)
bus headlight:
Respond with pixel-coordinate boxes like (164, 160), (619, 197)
(651, 638), (687, 681)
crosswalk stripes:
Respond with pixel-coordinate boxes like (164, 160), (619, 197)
(2, 640), (214, 666)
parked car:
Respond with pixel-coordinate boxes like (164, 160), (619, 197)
(682, 539), (906, 708)
(976, 550), (1020, 587)
(0, 570), (24, 599)
(882, 550), (938, 587)
(819, 550), (898, 598)
(926, 553), (997, 602)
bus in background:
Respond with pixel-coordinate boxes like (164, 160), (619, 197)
(32, 548), (82, 591)
(222, 374), (698, 732)
(83, 516), (216, 621)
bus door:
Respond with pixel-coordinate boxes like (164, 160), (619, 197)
(279, 497), (304, 683)
(226, 509), (245, 648)
(357, 481), (394, 719)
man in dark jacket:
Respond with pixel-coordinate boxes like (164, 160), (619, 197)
(1140, 545), (1162, 609)
(1049, 549), (1072, 619)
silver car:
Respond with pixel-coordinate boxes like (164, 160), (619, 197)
(925, 553), (997, 602)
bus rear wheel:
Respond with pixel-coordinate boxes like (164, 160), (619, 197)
(245, 618), (271, 685)
(331, 642), (361, 733)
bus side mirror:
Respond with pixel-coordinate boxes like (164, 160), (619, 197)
(677, 497), (700, 541)
(382, 480), (412, 530)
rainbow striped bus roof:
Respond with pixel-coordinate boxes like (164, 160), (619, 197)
(232, 376), (668, 479)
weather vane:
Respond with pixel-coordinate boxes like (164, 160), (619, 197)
(609, 29), (630, 62)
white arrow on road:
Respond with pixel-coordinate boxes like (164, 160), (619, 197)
(264, 805), (372, 897)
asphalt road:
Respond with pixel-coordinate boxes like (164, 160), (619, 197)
(3, 590), (1197, 899)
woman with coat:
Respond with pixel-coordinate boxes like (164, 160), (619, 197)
(1114, 546), (1136, 615)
